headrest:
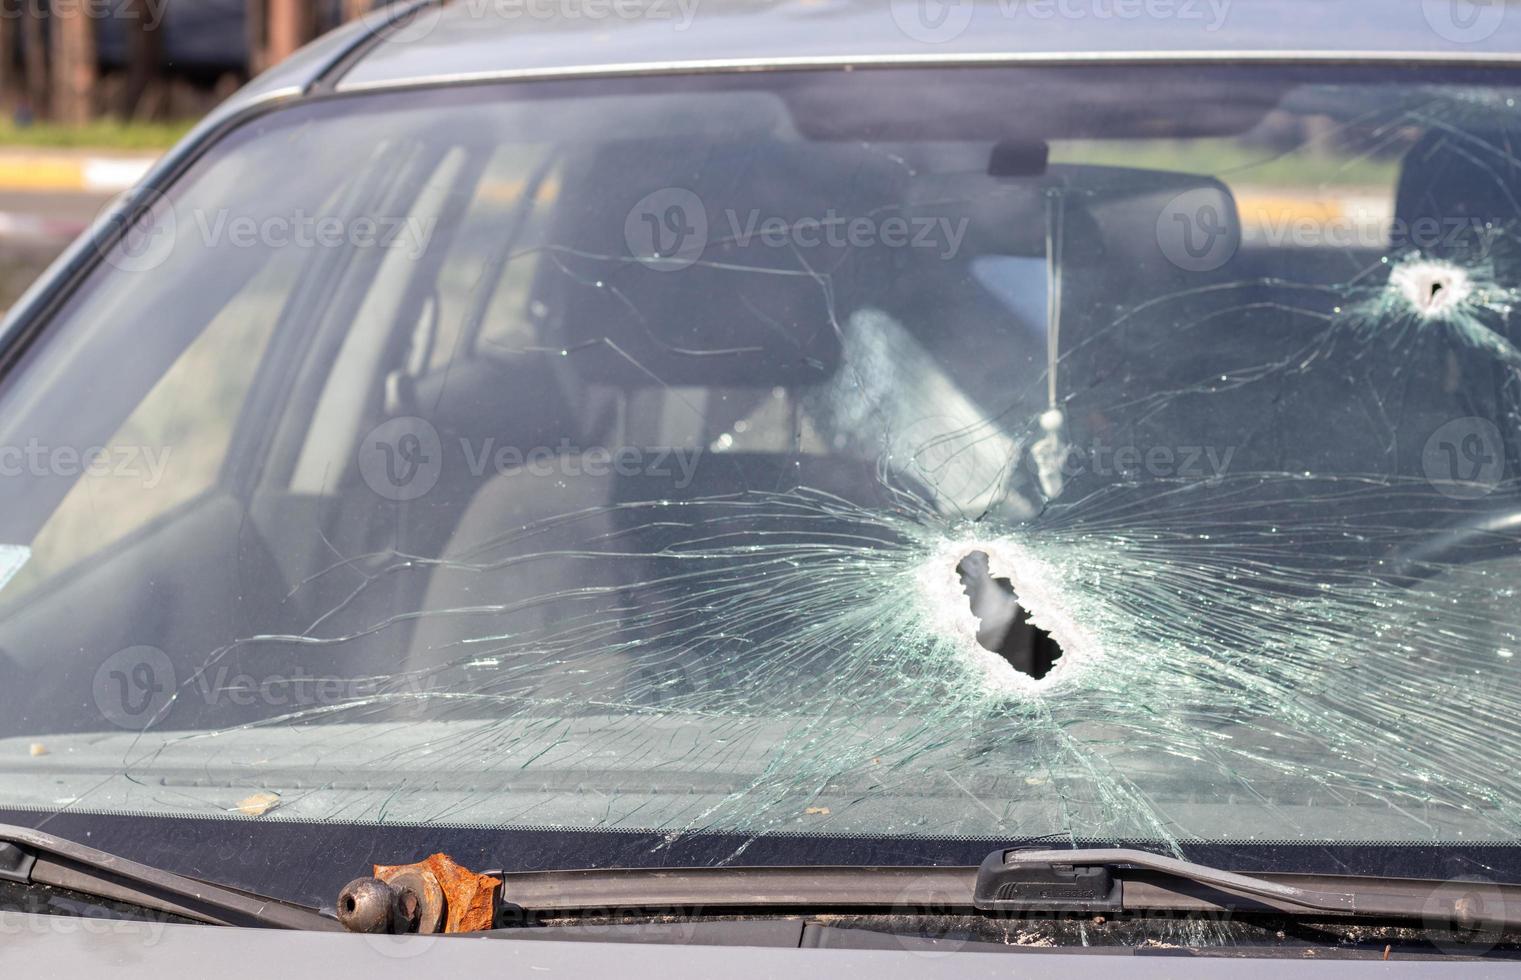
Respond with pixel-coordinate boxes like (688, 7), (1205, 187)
(534, 138), (908, 388)
(1395, 129), (1521, 254)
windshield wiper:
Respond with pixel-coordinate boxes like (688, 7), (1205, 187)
(978, 848), (1513, 926)
(0, 823), (340, 930)
(399, 847), (1520, 933)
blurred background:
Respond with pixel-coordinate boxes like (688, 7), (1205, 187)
(0, 0), (389, 310)
(0, 2), (1408, 319)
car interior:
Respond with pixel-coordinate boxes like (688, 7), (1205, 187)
(1, 71), (1519, 733)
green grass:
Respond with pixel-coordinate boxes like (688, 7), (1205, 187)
(0, 118), (195, 152)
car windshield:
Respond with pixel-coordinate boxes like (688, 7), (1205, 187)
(2, 65), (1521, 886)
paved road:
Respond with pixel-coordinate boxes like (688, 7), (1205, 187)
(0, 148), (159, 310)
(0, 189), (113, 227)
(0, 189), (118, 312)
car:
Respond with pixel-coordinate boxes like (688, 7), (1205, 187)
(3, 0), (1521, 972)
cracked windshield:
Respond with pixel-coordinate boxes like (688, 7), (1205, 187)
(2, 66), (1521, 859)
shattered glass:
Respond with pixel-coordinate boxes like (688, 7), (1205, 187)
(3, 68), (1521, 862)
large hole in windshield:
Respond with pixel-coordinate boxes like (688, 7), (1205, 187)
(957, 550), (1063, 681)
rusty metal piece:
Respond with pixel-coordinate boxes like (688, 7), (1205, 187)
(378, 866), (444, 933)
(371, 853), (502, 933)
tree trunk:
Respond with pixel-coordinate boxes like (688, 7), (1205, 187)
(20, 1), (47, 120)
(246, 0), (266, 75)
(50, 0), (97, 125)
(0, 13), (16, 115)
(118, 0), (163, 119)
(265, 0), (314, 67)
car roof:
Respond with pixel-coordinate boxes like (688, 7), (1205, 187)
(334, 0), (1521, 91)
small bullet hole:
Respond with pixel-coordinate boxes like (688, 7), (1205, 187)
(957, 551), (1062, 680)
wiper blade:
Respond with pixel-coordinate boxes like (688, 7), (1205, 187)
(432, 847), (1521, 932)
(981, 848), (1518, 927)
(0, 823), (340, 930)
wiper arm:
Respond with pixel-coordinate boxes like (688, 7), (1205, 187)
(363, 846), (1521, 934)
(981, 848), (1515, 927)
(980, 847), (1356, 914)
(0, 823), (340, 930)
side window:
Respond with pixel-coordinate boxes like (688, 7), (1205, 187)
(429, 145), (556, 370)
(7, 253), (291, 593)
